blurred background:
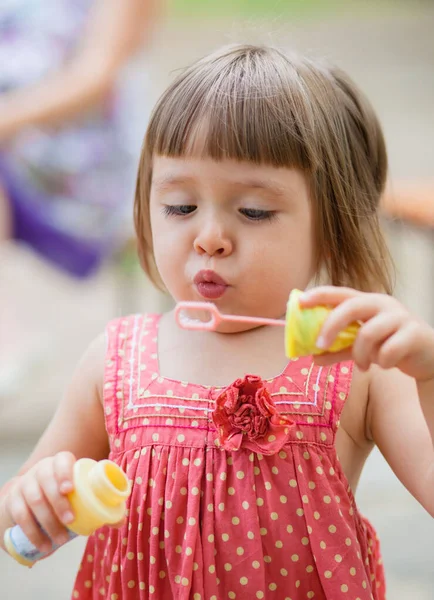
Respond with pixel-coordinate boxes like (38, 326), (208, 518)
(1, 0), (434, 597)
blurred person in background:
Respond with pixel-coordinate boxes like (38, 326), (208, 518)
(0, 0), (160, 396)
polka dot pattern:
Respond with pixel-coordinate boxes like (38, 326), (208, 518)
(72, 314), (385, 600)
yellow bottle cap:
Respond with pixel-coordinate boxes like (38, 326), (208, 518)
(67, 459), (130, 536)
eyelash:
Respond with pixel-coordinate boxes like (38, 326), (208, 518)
(162, 205), (196, 217)
(239, 208), (278, 222)
(162, 205), (278, 222)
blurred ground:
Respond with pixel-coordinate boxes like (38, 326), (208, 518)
(1, 3), (434, 599)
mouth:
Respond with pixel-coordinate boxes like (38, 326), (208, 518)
(193, 270), (229, 300)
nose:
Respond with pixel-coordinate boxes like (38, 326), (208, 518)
(193, 219), (233, 257)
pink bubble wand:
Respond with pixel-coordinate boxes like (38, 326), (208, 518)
(174, 301), (286, 331)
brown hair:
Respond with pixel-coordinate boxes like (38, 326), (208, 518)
(134, 44), (393, 293)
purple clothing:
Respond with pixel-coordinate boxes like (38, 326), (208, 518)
(0, 0), (146, 277)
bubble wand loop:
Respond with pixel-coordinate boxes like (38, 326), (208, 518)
(175, 290), (361, 358)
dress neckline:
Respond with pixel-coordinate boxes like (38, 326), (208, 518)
(151, 313), (296, 392)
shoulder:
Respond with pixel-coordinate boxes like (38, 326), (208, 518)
(343, 363), (419, 443)
(70, 332), (107, 406)
(72, 314), (161, 404)
(102, 312), (162, 386)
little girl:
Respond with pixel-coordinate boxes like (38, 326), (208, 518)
(1, 44), (434, 600)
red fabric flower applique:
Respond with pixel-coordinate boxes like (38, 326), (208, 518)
(212, 375), (293, 454)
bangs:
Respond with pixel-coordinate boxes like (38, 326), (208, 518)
(146, 46), (314, 169)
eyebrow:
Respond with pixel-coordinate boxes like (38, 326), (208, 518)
(152, 175), (195, 189)
(232, 179), (287, 198)
(152, 174), (287, 198)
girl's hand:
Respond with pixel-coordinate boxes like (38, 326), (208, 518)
(300, 286), (434, 382)
(1, 452), (76, 553)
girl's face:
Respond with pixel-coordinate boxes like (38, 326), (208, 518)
(149, 156), (316, 330)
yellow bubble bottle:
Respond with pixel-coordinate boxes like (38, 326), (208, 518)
(4, 458), (130, 567)
(285, 288), (360, 358)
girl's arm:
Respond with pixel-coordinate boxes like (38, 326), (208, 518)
(0, 334), (109, 545)
(300, 286), (434, 517)
(0, 0), (160, 140)
(367, 366), (434, 517)
(13, 334), (109, 475)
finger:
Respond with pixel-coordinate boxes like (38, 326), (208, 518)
(53, 451), (76, 495)
(352, 313), (402, 371)
(317, 295), (392, 350)
(8, 487), (52, 553)
(377, 327), (413, 370)
(313, 348), (353, 366)
(23, 477), (68, 548)
(52, 452), (76, 525)
(299, 286), (363, 308)
(39, 464), (74, 538)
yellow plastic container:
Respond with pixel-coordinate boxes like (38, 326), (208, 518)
(285, 288), (360, 358)
(4, 458), (130, 567)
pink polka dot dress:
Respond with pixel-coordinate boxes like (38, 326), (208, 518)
(72, 314), (386, 599)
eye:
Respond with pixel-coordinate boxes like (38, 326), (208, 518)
(163, 205), (197, 217)
(239, 208), (277, 222)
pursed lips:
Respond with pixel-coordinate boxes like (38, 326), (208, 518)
(193, 270), (229, 299)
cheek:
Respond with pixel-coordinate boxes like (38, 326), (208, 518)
(150, 206), (172, 245)
(150, 212), (174, 271)
(254, 217), (314, 266)
(248, 217), (315, 290)
(153, 233), (177, 273)
(285, 211), (316, 275)
(150, 214), (190, 293)
(152, 239), (183, 298)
